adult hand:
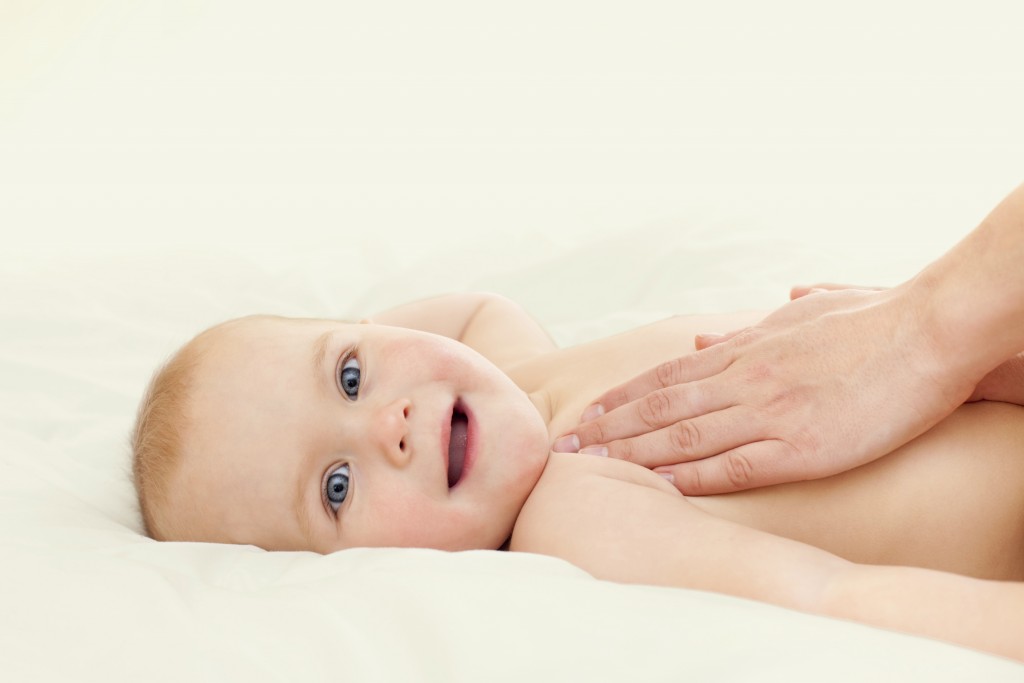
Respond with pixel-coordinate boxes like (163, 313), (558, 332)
(557, 183), (1024, 495)
(766, 283), (1024, 407)
(787, 284), (1024, 407)
(555, 282), (980, 495)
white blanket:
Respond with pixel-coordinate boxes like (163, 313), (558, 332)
(3, 1), (1024, 680)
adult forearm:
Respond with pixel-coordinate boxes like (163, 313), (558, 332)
(913, 182), (1024, 384)
(824, 563), (1024, 662)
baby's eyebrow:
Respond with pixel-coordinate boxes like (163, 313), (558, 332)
(312, 330), (334, 392)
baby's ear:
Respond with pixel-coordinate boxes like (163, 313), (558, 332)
(358, 318), (372, 325)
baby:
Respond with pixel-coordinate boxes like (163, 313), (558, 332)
(133, 292), (1024, 661)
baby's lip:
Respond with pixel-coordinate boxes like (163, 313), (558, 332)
(440, 401), (454, 490)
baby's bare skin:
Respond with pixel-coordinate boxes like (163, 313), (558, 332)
(508, 311), (1024, 581)
(154, 294), (1024, 659)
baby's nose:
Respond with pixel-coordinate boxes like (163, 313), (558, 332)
(373, 398), (411, 467)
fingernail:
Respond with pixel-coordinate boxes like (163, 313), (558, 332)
(581, 403), (604, 422)
(657, 471), (675, 483)
(552, 434), (580, 453)
(579, 446), (608, 457)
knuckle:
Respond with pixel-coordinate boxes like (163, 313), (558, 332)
(638, 391), (673, 429)
(613, 439), (637, 464)
(690, 466), (702, 493)
(684, 466), (700, 493)
(600, 388), (626, 411)
(655, 358), (682, 388)
(679, 464), (702, 495)
(578, 419), (607, 446)
(668, 420), (701, 456)
(730, 327), (759, 348)
(724, 452), (755, 489)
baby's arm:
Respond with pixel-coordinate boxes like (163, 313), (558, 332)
(368, 292), (556, 369)
(511, 454), (1024, 662)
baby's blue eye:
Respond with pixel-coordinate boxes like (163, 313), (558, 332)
(325, 464), (350, 513)
(339, 357), (361, 399)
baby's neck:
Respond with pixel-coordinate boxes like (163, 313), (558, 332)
(512, 358), (611, 447)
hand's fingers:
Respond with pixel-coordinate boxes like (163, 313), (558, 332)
(789, 285), (829, 300)
(599, 407), (763, 469)
(574, 379), (734, 449)
(581, 343), (734, 419)
(790, 282), (885, 300)
(656, 440), (815, 495)
(694, 327), (744, 350)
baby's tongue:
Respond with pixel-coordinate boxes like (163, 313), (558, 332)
(447, 415), (468, 487)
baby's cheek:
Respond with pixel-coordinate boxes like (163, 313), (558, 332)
(429, 348), (466, 382)
(453, 501), (515, 551)
(361, 504), (432, 549)
(388, 336), (464, 382)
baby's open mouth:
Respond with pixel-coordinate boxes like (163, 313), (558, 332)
(447, 404), (469, 488)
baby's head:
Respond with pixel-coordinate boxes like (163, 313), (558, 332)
(132, 315), (550, 553)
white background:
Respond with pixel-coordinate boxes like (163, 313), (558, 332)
(3, 0), (1022, 269)
(2, 4), (1024, 679)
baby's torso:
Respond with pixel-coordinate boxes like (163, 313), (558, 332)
(507, 313), (1024, 580)
(508, 312), (764, 440)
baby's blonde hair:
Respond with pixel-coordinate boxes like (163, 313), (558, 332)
(131, 333), (211, 541)
(132, 314), (347, 540)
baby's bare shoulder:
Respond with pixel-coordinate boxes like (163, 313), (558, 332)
(540, 451), (682, 492)
(508, 452), (682, 553)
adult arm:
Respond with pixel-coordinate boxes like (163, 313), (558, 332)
(511, 455), (1024, 662)
(556, 182), (1024, 494)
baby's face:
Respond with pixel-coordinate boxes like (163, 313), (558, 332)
(170, 316), (550, 553)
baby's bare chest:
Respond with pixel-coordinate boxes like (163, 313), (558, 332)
(511, 315), (1024, 581)
(510, 311), (764, 440)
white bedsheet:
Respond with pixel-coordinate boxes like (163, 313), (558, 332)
(3, 1), (1024, 680)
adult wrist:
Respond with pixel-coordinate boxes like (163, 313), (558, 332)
(903, 259), (1008, 390)
(912, 183), (1024, 383)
